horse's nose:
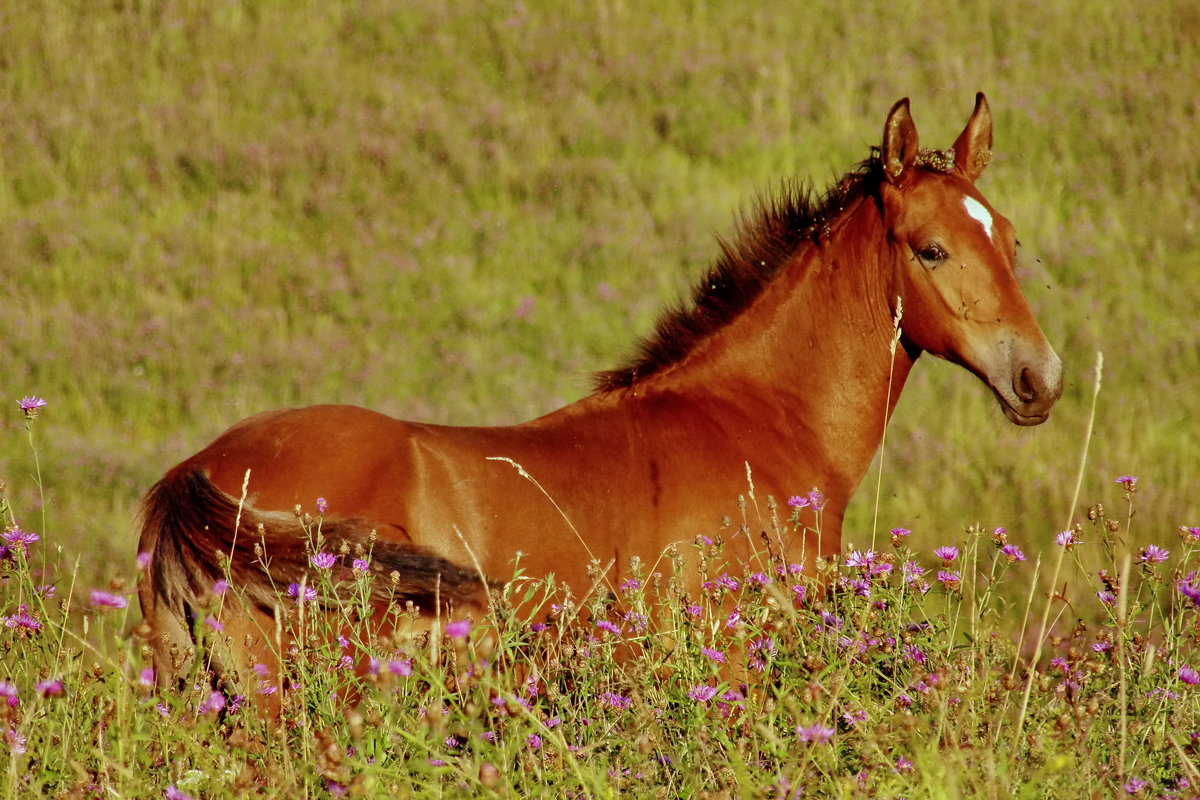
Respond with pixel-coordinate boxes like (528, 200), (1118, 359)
(1014, 351), (1063, 414)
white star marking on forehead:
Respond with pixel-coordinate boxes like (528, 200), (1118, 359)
(963, 196), (994, 242)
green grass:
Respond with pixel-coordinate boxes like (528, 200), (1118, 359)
(0, 0), (1198, 796)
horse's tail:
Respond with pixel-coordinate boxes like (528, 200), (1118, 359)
(137, 468), (487, 680)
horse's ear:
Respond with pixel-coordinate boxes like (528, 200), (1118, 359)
(953, 92), (993, 182)
(881, 98), (919, 184)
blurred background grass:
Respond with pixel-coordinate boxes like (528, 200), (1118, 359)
(1, 0), (1196, 592)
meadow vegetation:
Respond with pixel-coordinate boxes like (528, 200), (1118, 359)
(1, 0), (1198, 796)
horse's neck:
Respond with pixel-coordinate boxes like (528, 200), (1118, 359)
(611, 201), (914, 504)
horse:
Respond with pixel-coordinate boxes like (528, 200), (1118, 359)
(137, 93), (1062, 709)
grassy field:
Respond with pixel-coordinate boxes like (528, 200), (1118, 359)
(1, 0), (1198, 796)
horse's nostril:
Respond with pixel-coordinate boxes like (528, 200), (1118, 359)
(1015, 367), (1038, 402)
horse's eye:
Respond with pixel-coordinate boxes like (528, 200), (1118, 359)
(915, 243), (948, 266)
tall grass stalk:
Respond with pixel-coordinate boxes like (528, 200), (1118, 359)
(1012, 350), (1103, 752)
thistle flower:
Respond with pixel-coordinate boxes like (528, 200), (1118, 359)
(1114, 475), (1139, 491)
(4, 605), (40, 634)
(315, 497), (328, 514)
(137, 551), (152, 569)
(934, 546), (958, 562)
(1138, 544), (1169, 564)
(89, 590), (127, 609)
(936, 570), (961, 590)
(595, 620), (621, 635)
(197, 690), (226, 715)
(748, 637), (777, 672)
(1, 527), (39, 555)
(35, 679), (64, 697)
(166, 785), (196, 800)
(844, 549), (876, 569)
(1180, 666), (1200, 686)
(1000, 544), (1026, 563)
(701, 645), (726, 664)
(795, 723), (835, 744)
(445, 619), (471, 639)
(1122, 776), (1148, 795)
(597, 691), (632, 710)
(1055, 530), (1078, 549)
(286, 582), (317, 604)
(17, 396), (47, 419)
(1179, 574), (1200, 609)
(687, 684), (718, 702)
(310, 551), (336, 569)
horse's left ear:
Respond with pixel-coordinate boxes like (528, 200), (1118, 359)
(882, 98), (919, 184)
(953, 92), (993, 182)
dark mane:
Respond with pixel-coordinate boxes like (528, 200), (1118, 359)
(593, 153), (888, 392)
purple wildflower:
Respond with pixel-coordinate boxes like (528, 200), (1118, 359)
(620, 578), (641, 592)
(1055, 529), (1078, 549)
(933, 546), (958, 562)
(166, 785), (196, 800)
(787, 495), (809, 509)
(597, 691), (632, 711)
(17, 396), (47, 418)
(89, 590), (127, 609)
(1, 527), (39, 554)
(890, 526), (911, 540)
(936, 570), (961, 590)
(4, 605), (40, 634)
(844, 549), (876, 569)
(0, 683), (17, 708)
(4, 728), (24, 754)
(748, 637), (777, 672)
(140, 667), (155, 686)
(1123, 776), (1148, 795)
(388, 659), (413, 677)
(701, 645), (726, 664)
(1000, 544), (1026, 562)
(1179, 574), (1200, 609)
(1114, 475), (1139, 490)
(35, 679), (64, 697)
(197, 690), (226, 715)
(795, 723), (835, 744)
(137, 551), (152, 569)
(1182, 526), (1200, 541)
(315, 497), (328, 514)
(806, 488), (826, 511)
(352, 558), (369, 572)
(1097, 590), (1117, 607)
(1180, 666), (1200, 686)
(596, 620), (621, 635)
(1138, 544), (1169, 564)
(212, 578), (228, 596)
(527, 733), (541, 749)
(895, 755), (914, 773)
(286, 582), (317, 603)
(445, 619), (471, 639)
(687, 685), (718, 702)
(310, 551), (337, 569)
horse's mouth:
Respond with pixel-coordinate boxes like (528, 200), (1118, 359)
(995, 392), (1052, 427)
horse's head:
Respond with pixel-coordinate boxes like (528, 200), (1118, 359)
(878, 93), (1062, 425)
